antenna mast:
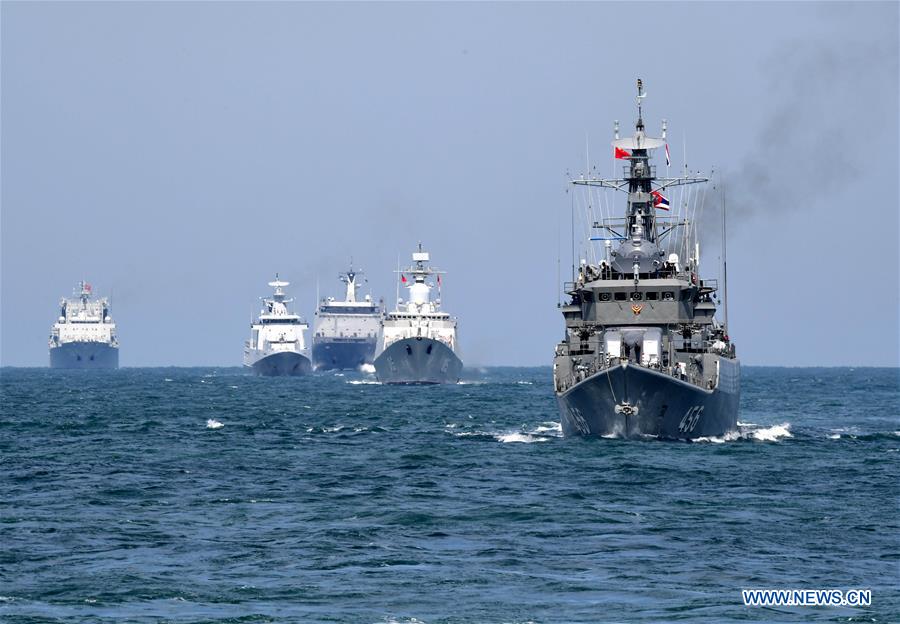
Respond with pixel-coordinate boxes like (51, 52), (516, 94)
(722, 179), (729, 334)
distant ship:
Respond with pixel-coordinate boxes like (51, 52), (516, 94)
(312, 266), (383, 371)
(553, 79), (740, 439)
(373, 244), (462, 384)
(49, 281), (119, 369)
(243, 275), (312, 376)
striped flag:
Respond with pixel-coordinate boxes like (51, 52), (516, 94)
(665, 143), (671, 166)
(651, 190), (670, 211)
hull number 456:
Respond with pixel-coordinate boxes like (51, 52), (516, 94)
(678, 406), (704, 433)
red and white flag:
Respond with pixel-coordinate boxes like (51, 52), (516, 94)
(651, 190), (670, 210)
(665, 143), (671, 167)
(614, 147), (631, 159)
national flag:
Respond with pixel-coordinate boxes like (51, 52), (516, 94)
(401, 274), (407, 284)
(84, 283), (92, 293)
(614, 147), (631, 159)
(665, 143), (671, 166)
(437, 275), (442, 286)
(651, 190), (670, 210)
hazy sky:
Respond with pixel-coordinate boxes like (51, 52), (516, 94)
(2, 1), (898, 367)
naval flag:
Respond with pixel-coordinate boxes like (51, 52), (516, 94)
(614, 147), (631, 159)
(651, 190), (670, 211)
(665, 143), (671, 167)
(401, 274), (407, 284)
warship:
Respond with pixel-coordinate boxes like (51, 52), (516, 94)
(243, 275), (312, 376)
(49, 281), (119, 369)
(553, 79), (739, 439)
(312, 266), (383, 371)
(373, 244), (462, 384)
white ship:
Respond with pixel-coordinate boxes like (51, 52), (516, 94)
(243, 275), (312, 376)
(49, 281), (119, 369)
(373, 244), (462, 384)
(312, 266), (383, 371)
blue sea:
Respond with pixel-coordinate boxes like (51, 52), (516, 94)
(1, 367), (898, 623)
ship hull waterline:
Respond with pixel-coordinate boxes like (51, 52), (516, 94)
(556, 360), (740, 440)
(247, 352), (312, 377)
(373, 337), (462, 385)
(312, 338), (376, 371)
(49, 342), (119, 369)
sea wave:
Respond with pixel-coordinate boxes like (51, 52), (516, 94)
(451, 421), (562, 444)
(745, 422), (792, 442)
(694, 422), (792, 444)
(496, 432), (548, 443)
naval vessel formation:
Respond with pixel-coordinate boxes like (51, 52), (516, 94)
(48, 245), (463, 381)
(44, 80), (737, 439)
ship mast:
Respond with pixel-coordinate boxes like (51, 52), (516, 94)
(570, 78), (709, 279)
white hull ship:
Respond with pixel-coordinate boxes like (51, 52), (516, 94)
(373, 244), (462, 384)
(554, 80), (740, 439)
(49, 281), (119, 369)
(243, 275), (311, 376)
(312, 266), (382, 371)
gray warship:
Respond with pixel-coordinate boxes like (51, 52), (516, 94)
(243, 275), (312, 376)
(553, 80), (739, 439)
(49, 281), (119, 369)
(312, 266), (383, 371)
(373, 244), (462, 384)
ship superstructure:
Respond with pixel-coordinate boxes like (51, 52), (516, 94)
(243, 275), (311, 376)
(553, 80), (740, 439)
(49, 281), (119, 369)
(312, 266), (382, 371)
(373, 244), (462, 384)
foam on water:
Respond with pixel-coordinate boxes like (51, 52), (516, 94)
(693, 422), (792, 444)
(206, 419), (224, 429)
(495, 432), (551, 444)
(746, 422), (792, 441)
(359, 364), (376, 374)
(531, 421), (563, 436)
(347, 380), (381, 385)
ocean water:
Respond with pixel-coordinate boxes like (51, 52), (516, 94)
(1, 366), (898, 623)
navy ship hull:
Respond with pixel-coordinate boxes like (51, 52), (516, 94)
(373, 337), (462, 385)
(247, 352), (312, 376)
(49, 342), (118, 369)
(312, 338), (376, 371)
(557, 360), (740, 439)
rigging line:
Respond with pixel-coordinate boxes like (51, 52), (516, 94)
(570, 185), (575, 281)
(557, 198), (564, 307)
(684, 182), (697, 258)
